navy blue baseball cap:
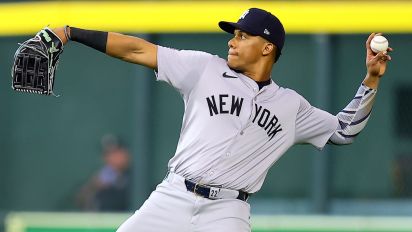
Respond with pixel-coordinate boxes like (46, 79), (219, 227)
(219, 8), (285, 62)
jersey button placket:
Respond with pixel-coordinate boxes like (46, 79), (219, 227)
(239, 93), (256, 137)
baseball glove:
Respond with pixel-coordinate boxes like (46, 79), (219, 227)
(11, 27), (64, 96)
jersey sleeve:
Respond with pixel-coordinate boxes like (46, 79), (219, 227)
(294, 96), (339, 149)
(155, 45), (213, 96)
(328, 83), (377, 145)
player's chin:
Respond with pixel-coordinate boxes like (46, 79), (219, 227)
(227, 58), (240, 70)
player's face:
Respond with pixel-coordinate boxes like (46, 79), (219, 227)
(227, 30), (268, 71)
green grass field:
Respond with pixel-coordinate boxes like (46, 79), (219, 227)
(5, 212), (412, 232)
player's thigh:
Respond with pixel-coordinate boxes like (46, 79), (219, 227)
(196, 198), (251, 232)
(197, 216), (251, 232)
(116, 181), (193, 232)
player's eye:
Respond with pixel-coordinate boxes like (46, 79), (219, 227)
(240, 33), (247, 40)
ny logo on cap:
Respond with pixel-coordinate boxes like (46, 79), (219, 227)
(264, 29), (271, 35)
(240, 9), (249, 19)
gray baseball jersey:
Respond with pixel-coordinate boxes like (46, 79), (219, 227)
(155, 46), (338, 193)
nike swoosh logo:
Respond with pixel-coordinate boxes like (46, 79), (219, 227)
(222, 72), (238, 78)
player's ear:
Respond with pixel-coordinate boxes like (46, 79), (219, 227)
(262, 43), (274, 56)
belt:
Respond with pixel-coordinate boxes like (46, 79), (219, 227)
(184, 179), (249, 202)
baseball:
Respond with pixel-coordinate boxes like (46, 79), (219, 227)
(370, 35), (389, 53)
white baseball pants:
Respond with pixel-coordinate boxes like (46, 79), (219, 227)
(116, 172), (251, 232)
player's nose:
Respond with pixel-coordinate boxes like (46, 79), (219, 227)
(228, 37), (235, 48)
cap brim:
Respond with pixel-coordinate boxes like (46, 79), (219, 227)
(219, 21), (259, 37)
(218, 21), (238, 34)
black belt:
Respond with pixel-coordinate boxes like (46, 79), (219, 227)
(184, 179), (249, 202)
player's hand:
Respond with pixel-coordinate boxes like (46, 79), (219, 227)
(365, 32), (392, 78)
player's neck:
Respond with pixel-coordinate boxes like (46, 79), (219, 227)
(242, 62), (273, 82)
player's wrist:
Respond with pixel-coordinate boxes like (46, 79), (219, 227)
(64, 25), (71, 41)
(363, 73), (380, 90)
(52, 27), (69, 45)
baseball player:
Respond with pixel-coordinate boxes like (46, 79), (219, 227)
(51, 7), (392, 232)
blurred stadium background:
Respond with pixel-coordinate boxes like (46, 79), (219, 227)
(1, 0), (412, 231)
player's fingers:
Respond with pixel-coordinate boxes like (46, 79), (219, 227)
(387, 47), (394, 52)
(384, 51), (392, 61)
(371, 51), (386, 62)
(377, 51), (392, 62)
